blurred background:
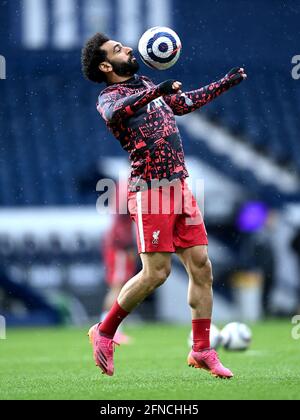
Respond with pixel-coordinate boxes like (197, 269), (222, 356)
(0, 0), (300, 328)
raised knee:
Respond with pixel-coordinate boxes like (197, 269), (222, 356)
(143, 265), (171, 291)
(152, 265), (171, 287)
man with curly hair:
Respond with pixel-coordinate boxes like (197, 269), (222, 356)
(82, 32), (247, 378)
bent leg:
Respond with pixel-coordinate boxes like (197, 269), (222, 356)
(117, 252), (172, 312)
(100, 252), (172, 337)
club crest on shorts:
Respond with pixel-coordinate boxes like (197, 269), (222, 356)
(152, 230), (160, 245)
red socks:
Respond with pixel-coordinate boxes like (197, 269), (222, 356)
(99, 301), (130, 338)
(192, 319), (211, 352)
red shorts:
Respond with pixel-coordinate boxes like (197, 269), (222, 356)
(103, 248), (136, 286)
(128, 178), (208, 253)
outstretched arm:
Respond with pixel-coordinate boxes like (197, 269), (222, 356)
(97, 80), (181, 123)
(163, 67), (247, 116)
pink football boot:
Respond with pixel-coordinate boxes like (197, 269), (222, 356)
(188, 349), (234, 379)
(88, 324), (118, 376)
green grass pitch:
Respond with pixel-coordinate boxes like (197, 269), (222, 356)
(0, 321), (299, 400)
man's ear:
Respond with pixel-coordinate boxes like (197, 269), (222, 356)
(99, 62), (112, 73)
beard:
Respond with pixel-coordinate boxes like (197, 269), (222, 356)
(109, 56), (140, 77)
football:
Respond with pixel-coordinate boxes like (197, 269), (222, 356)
(220, 322), (252, 351)
(188, 324), (222, 350)
(138, 26), (182, 70)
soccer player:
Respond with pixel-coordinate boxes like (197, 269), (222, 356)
(81, 33), (247, 379)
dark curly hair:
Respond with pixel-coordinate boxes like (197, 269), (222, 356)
(81, 33), (110, 84)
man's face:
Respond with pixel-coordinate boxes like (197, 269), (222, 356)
(100, 40), (140, 77)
